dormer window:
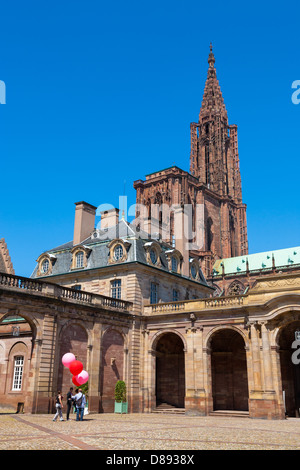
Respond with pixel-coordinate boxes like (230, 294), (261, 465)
(191, 264), (197, 279)
(41, 259), (49, 274)
(171, 256), (178, 273)
(165, 249), (182, 274)
(108, 239), (129, 264)
(144, 241), (162, 267)
(76, 251), (84, 268)
(114, 244), (124, 261)
(36, 253), (56, 276)
(150, 248), (157, 265)
(190, 259), (200, 280)
(70, 245), (91, 270)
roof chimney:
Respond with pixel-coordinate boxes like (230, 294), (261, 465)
(100, 208), (120, 230)
(73, 201), (97, 246)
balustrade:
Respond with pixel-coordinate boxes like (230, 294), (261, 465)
(0, 272), (132, 312)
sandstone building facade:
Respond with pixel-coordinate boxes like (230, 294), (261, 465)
(0, 46), (299, 420)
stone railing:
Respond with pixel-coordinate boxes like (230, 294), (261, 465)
(144, 294), (248, 315)
(204, 295), (246, 308)
(149, 301), (187, 314)
(0, 272), (44, 292)
(0, 272), (132, 312)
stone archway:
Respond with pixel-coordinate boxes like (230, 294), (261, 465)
(58, 322), (88, 396)
(100, 328), (125, 413)
(278, 320), (300, 417)
(0, 313), (34, 413)
(210, 328), (249, 411)
(155, 332), (185, 408)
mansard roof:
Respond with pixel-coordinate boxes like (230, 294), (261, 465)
(31, 219), (209, 286)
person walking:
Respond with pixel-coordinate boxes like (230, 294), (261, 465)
(66, 387), (74, 421)
(53, 391), (64, 421)
(74, 388), (85, 421)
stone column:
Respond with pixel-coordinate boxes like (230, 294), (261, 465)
(250, 323), (262, 392)
(147, 348), (157, 411)
(87, 322), (102, 413)
(250, 321), (278, 419)
(203, 344), (212, 414)
(141, 328), (151, 413)
(184, 325), (207, 416)
(261, 322), (274, 392)
(29, 313), (58, 413)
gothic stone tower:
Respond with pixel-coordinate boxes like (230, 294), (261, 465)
(134, 45), (248, 277)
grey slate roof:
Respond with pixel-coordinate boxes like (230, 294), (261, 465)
(31, 219), (208, 286)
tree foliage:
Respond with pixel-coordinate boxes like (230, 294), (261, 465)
(115, 380), (126, 403)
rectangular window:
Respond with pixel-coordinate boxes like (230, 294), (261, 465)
(150, 282), (158, 304)
(12, 356), (24, 391)
(111, 279), (121, 299)
(173, 289), (179, 301)
(76, 252), (84, 268)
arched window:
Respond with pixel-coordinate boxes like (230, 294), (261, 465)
(207, 217), (213, 252)
(171, 256), (178, 273)
(150, 248), (157, 265)
(114, 244), (124, 261)
(41, 259), (49, 274)
(191, 264), (197, 279)
(76, 251), (84, 268)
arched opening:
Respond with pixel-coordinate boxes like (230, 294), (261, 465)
(155, 332), (185, 409)
(0, 313), (34, 413)
(207, 217), (213, 252)
(210, 329), (249, 411)
(278, 320), (300, 417)
(100, 329), (124, 413)
(58, 323), (88, 395)
(229, 212), (236, 257)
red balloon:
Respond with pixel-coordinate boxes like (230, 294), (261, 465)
(69, 360), (83, 376)
(72, 375), (80, 387)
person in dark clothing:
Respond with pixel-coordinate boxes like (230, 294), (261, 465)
(66, 387), (74, 421)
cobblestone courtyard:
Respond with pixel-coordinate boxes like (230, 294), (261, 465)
(0, 413), (299, 450)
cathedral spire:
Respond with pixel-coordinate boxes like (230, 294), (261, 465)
(190, 45), (243, 203)
(199, 44), (227, 123)
(208, 42), (215, 68)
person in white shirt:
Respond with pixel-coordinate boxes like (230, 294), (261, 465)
(74, 388), (86, 421)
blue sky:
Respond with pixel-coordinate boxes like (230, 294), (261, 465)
(1, 0), (299, 277)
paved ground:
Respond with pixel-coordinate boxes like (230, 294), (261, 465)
(0, 412), (299, 451)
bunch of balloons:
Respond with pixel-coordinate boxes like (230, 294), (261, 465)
(62, 353), (89, 386)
